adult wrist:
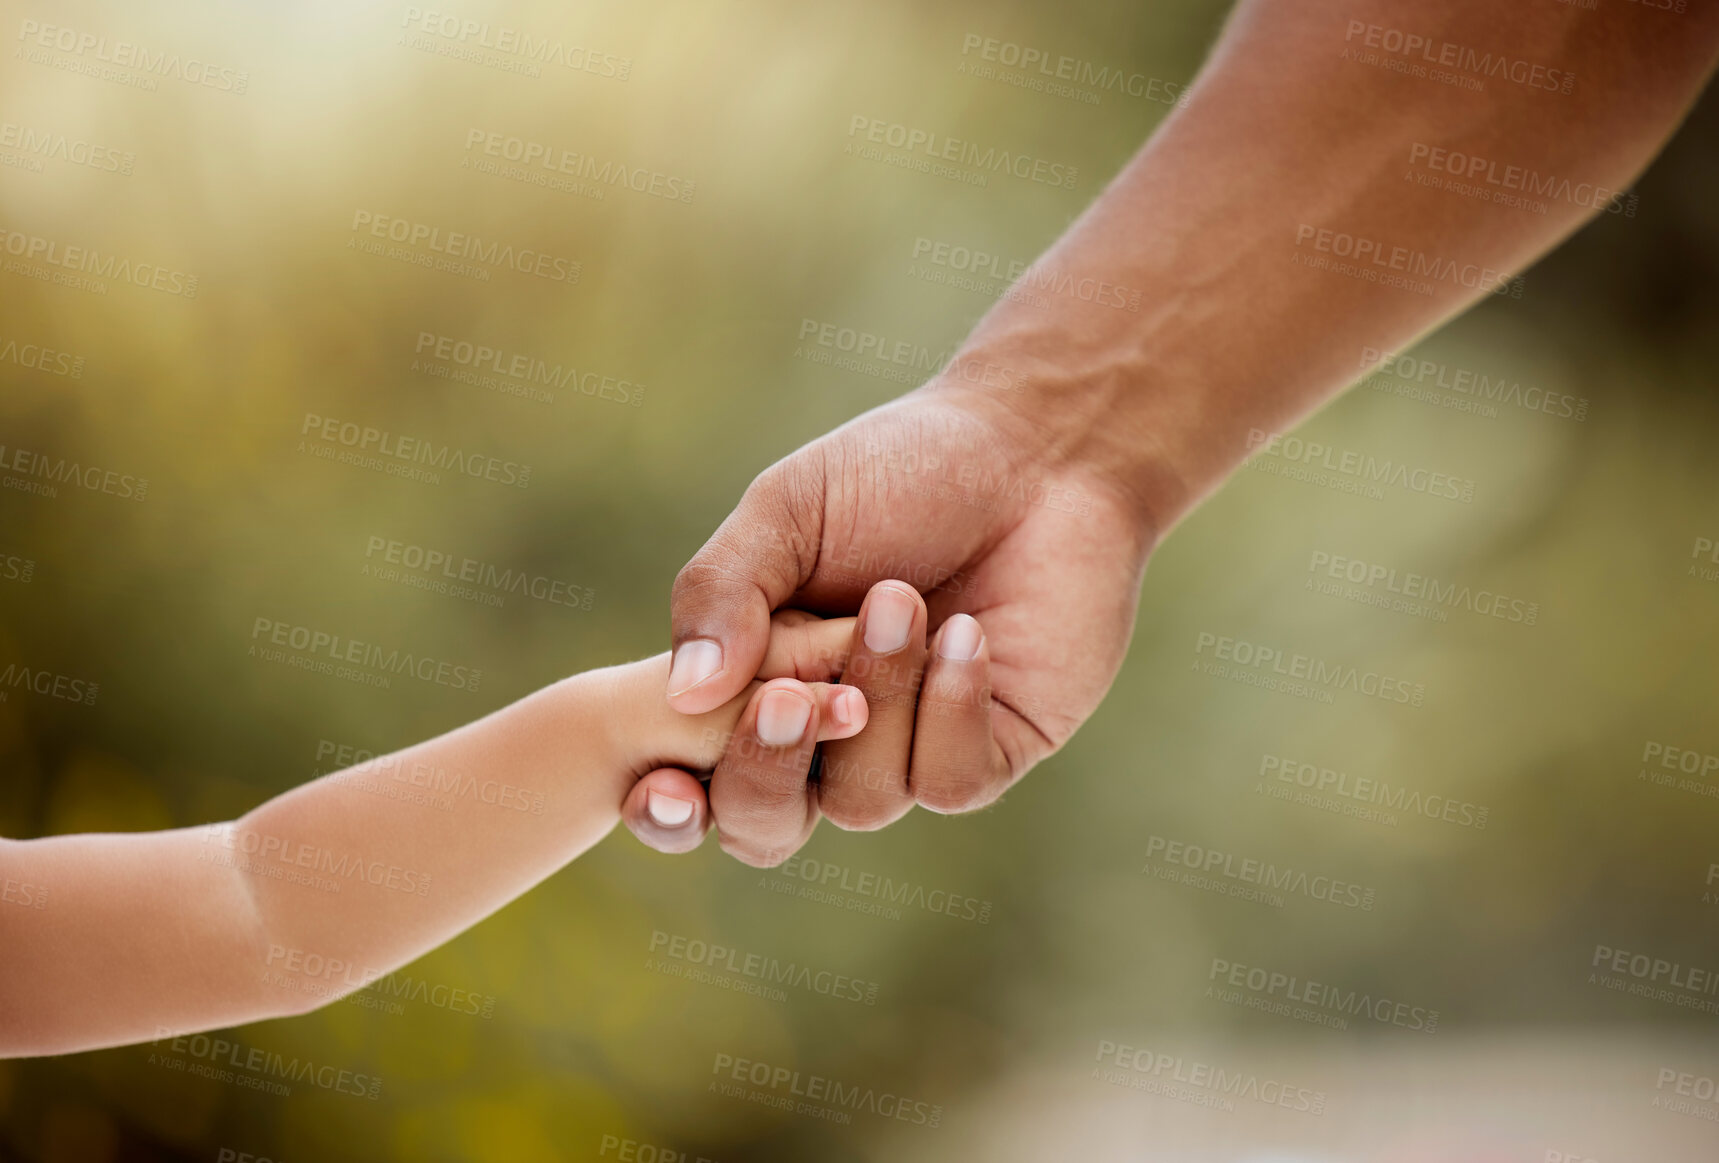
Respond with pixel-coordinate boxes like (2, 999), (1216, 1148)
(924, 338), (1188, 552)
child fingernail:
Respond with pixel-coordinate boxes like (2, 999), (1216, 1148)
(937, 613), (983, 661)
(833, 688), (864, 728)
(668, 639), (722, 696)
(756, 689), (812, 746)
(647, 790), (696, 828)
(863, 585), (916, 653)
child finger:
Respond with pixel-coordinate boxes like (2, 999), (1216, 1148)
(757, 611), (858, 682)
(808, 681), (868, 742)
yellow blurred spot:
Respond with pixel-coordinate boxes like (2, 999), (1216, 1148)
(45, 749), (174, 835)
(387, 1076), (625, 1163)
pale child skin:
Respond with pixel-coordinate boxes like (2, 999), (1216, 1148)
(0, 597), (991, 1058)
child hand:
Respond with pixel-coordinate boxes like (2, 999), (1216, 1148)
(617, 607), (865, 853)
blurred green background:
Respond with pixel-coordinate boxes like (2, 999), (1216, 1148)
(4, 0), (1719, 1159)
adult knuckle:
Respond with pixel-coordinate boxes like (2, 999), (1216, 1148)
(672, 553), (740, 603)
(715, 783), (803, 830)
(915, 770), (999, 815)
(925, 671), (987, 708)
(719, 834), (785, 868)
(819, 795), (894, 832)
(818, 751), (905, 798)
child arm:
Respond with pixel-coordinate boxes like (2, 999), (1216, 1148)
(0, 615), (863, 1058)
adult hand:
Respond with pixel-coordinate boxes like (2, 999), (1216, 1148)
(639, 383), (1157, 867)
(625, 0), (1719, 866)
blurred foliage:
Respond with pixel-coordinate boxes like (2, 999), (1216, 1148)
(3, 0), (1719, 1159)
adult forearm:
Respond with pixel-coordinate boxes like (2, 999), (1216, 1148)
(945, 0), (1719, 538)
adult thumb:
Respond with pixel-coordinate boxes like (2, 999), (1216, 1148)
(667, 457), (823, 715)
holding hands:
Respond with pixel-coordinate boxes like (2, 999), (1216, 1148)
(624, 383), (1158, 866)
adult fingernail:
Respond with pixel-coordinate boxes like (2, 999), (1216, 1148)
(756, 688), (812, 746)
(667, 639), (722, 696)
(863, 585), (916, 653)
(646, 789), (695, 828)
(938, 613), (983, 661)
(832, 688), (864, 729)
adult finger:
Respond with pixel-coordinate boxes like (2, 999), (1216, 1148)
(668, 458), (825, 715)
(816, 581), (926, 831)
(909, 613), (1010, 814)
(708, 678), (834, 867)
